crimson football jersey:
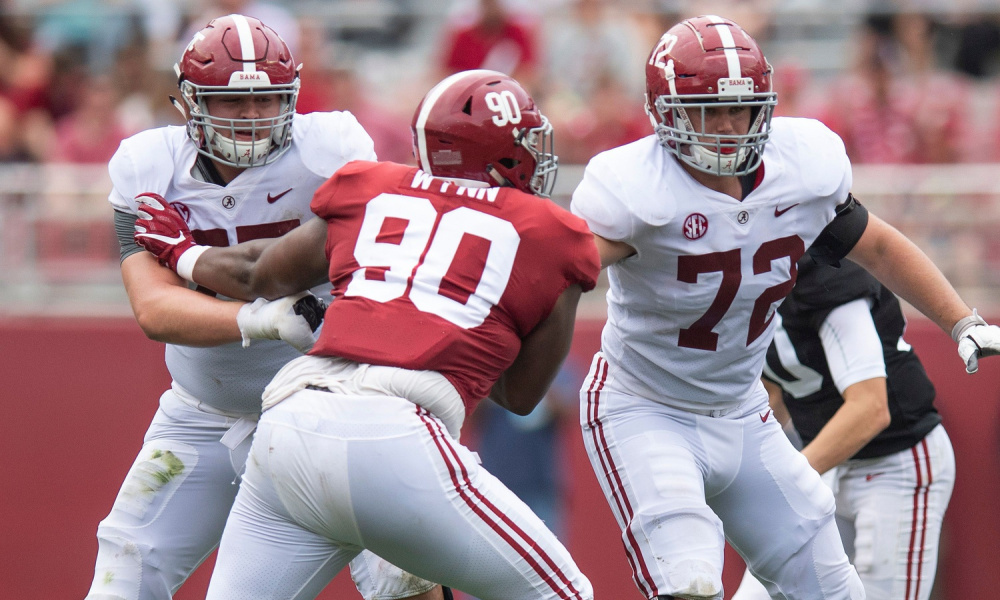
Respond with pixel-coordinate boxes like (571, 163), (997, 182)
(310, 161), (600, 409)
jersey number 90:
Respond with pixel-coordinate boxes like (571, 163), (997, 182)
(347, 193), (520, 329)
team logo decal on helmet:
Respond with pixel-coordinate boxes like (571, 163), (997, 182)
(174, 14), (300, 168)
(645, 15), (776, 176)
(411, 69), (558, 197)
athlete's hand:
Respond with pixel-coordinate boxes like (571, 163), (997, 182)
(134, 193), (206, 279)
(237, 292), (327, 353)
(952, 310), (1000, 373)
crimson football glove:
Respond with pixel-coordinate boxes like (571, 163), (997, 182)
(952, 310), (1000, 374)
(133, 193), (207, 280)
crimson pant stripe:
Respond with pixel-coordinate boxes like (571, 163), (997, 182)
(416, 407), (582, 599)
(905, 442), (927, 600)
(584, 357), (658, 597)
(914, 438), (933, 600)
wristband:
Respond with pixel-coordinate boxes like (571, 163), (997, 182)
(951, 308), (987, 343)
(176, 245), (210, 282)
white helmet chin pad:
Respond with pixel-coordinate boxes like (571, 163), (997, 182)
(204, 126), (275, 168)
(684, 137), (750, 176)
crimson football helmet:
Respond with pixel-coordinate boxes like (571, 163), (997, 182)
(645, 15), (776, 176)
(412, 70), (557, 197)
(175, 14), (300, 168)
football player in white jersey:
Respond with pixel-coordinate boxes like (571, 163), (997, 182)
(570, 14), (1000, 600)
(86, 14), (446, 600)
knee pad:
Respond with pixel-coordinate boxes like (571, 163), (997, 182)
(664, 558), (723, 600)
(349, 550), (438, 600)
(85, 534), (145, 600)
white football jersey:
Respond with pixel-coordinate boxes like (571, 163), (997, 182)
(108, 111), (377, 414)
(572, 117), (852, 411)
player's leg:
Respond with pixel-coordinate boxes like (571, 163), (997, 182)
(86, 388), (251, 600)
(580, 354), (726, 600)
(837, 425), (955, 600)
(711, 402), (863, 600)
(240, 388), (590, 600)
(205, 391), (478, 600)
(730, 468), (843, 600)
(205, 407), (355, 600)
(346, 400), (592, 600)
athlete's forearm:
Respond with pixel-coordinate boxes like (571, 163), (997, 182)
(193, 218), (330, 301)
(849, 214), (971, 334)
(800, 377), (891, 474)
(123, 252), (244, 346)
(191, 239), (273, 301)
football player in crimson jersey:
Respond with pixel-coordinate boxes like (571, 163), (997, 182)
(731, 258), (954, 600)
(88, 14), (447, 600)
(133, 69), (599, 600)
(570, 15), (1000, 600)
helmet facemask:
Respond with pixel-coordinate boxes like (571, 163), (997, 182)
(506, 115), (558, 197)
(651, 90), (775, 177)
(179, 74), (299, 169)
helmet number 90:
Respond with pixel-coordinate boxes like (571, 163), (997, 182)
(485, 91), (522, 127)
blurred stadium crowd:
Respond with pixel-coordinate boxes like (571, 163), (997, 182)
(5, 0), (1000, 312)
(9, 0), (1000, 167)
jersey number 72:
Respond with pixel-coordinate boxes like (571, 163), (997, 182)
(679, 235), (804, 351)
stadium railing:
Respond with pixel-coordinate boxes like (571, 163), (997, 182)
(1, 162), (998, 316)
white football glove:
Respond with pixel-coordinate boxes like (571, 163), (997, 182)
(236, 292), (326, 354)
(951, 309), (1000, 374)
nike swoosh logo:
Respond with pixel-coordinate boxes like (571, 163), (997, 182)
(865, 472), (886, 481)
(774, 203), (800, 217)
(760, 409), (771, 423)
(267, 188), (293, 204)
(136, 232), (187, 245)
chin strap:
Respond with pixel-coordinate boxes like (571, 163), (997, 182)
(486, 165), (509, 187)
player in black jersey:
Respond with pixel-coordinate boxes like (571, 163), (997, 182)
(733, 257), (955, 600)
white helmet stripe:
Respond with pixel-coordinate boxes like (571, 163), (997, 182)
(415, 70), (487, 173)
(706, 15), (742, 78)
(231, 14), (257, 73)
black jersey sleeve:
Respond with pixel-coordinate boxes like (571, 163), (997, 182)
(788, 258), (881, 315)
(806, 194), (869, 266)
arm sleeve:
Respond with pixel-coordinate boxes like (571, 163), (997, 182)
(807, 194), (869, 266)
(114, 209), (143, 263)
(818, 297), (886, 394)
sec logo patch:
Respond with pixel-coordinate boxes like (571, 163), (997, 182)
(683, 213), (708, 240)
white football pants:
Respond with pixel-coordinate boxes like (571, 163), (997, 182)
(581, 353), (864, 600)
(205, 389), (593, 600)
(85, 385), (436, 600)
(732, 424), (955, 600)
